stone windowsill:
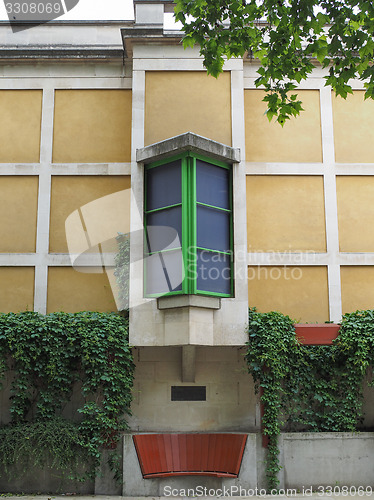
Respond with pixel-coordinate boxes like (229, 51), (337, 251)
(157, 295), (221, 310)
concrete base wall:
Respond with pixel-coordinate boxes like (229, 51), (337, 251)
(122, 432), (374, 496)
(1, 431), (374, 494)
(279, 432), (374, 490)
(0, 464), (94, 495)
(0, 446), (121, 495)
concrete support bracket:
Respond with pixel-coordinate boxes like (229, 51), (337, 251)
(181, 345), (196, 382)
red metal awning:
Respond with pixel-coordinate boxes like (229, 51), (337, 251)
(133, 433), (247, 478)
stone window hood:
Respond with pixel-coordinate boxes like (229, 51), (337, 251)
(136, 132), (240, 166)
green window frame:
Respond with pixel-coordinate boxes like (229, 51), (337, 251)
(144, 152), (234, 298)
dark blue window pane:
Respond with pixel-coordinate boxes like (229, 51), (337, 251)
(197, 205), (230, 252)
(196, 249), (231, 294)
(146, 206), (182, 253)
(145, 250), (183, 295)
(146, 161), (182, 210)
(196, 160), (230, 209)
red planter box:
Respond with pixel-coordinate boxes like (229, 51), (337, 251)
(295, 324), (340, 345)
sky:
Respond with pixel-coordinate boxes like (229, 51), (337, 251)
(0, 0), (180, 27)
(0, 0), (135, 21)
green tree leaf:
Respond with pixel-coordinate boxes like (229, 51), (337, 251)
(175, 0), (374, 124)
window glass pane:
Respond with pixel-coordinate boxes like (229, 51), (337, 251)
(146, 206), (182, 253)
(146, 161), (182, 210)
(145, 250), (183, 295)
(197, 205), (230, 252)
(197, 249), (231, 294)
(196, 160), (230, 209)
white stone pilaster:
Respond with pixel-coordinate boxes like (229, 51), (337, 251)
(34, 87), (54, 314)
(320, 86), (342, 322)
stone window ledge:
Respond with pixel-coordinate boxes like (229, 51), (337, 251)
(157, 295), (221, 310)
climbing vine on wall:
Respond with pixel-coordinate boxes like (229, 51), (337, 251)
(246, 308), (374, 491)
(0, 311), (135, 482)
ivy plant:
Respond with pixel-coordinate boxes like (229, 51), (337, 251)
(246, 309), (298, 490)
(175, 0), (374, 125)
(0, 311), (135, 483)
(246, 307), (374, 491)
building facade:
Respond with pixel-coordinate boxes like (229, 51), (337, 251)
(1, 0), (374, 493)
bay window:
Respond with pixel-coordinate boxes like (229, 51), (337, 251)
(144, 153), (233, 298)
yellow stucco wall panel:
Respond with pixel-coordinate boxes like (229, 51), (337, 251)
(49, 175), (131, 253)
(145, 71), (231, 146)
(53, 90), (132, 163)
(333, 91), (374, 163)
(0, 176), (38, 252)
(341, 266), (374, 314)
(336, 176), (374, 252)
(244, 90), (322, 162)
(246, 175), (326, 252)
(0, 267), (34, 312)
(47, 267), (116, 313)
(0, 90), (42, 163)
(248, 265), (329, 323)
